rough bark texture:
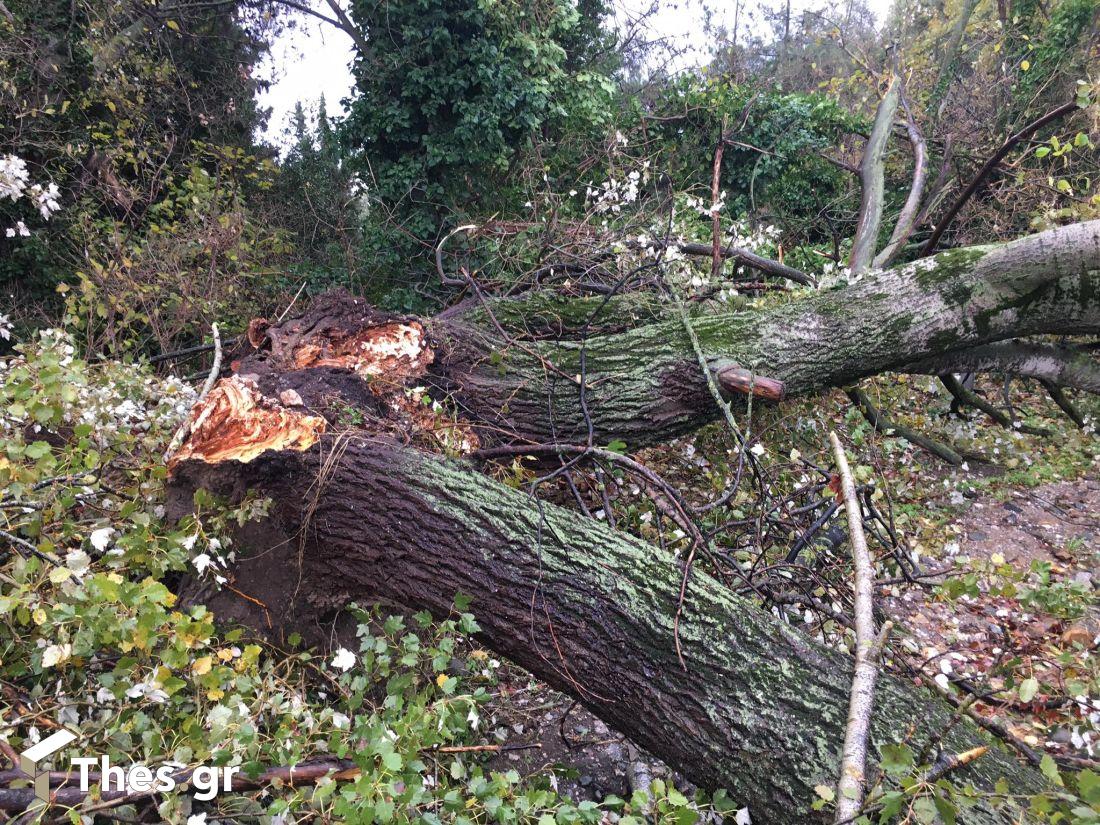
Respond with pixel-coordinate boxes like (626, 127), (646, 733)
(435, 221), (1100, 447)
(172, 437), (1045, 825)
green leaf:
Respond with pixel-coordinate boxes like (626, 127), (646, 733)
(24, 441), (51, 459)
(880, 743), (915, 776)
(1018, 677), (1039, 703)
(1077, 769), (1100, 805)
(932, 792), (957, 825)
(1040, 753), (1062, 786)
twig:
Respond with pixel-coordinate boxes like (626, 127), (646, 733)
(426, 743), (543, 754)
(435, 224), (480, 287)
(830, 431), (890, 825)
(1039, 379), (1086, 427)
(163, 323), (221, 462)
(846, 387), (964, 465)
(940, 373), (1049, 435)
(924, 745), (988, 783)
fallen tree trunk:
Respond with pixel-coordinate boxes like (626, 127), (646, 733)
(163, 221), (1100, 823)
(434, 221), (1100, 446)
(172, 434), (1045, 825)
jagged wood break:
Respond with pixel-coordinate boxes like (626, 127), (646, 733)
(171, 222), (1100, 824)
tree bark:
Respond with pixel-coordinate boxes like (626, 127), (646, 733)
(171, 437), (1046, 825)
(436, 221), (1100, 447)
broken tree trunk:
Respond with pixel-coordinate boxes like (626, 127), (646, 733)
(171, 433), (1046, 825)
(164, 221), (1100, 823)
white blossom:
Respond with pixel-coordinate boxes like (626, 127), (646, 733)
(41, 643), (72, 668)
(329, 647), (356, 672)
(89, 527), (114, 552)
(0, 155), (29, 200)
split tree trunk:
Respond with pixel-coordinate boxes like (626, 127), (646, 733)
(168, 221), (1100, 823)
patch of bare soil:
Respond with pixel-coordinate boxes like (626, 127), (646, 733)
(957, 477), (1100, 568)
(884, 476), (1099, 763)
(484, 674), (691, 803)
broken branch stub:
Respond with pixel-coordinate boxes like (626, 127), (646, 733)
(712, 361), (786, 402)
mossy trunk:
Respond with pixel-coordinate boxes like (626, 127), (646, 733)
(434, 221), (1100, 447)
(173, 438), (1046, 825)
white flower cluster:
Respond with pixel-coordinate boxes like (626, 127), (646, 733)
(0, 154), (61, 238)
(191, 536), (230, 585)
(684, 191), (727, 217)
(586, 171), (640, 214)
(727, 218), (781, 254)
(0, 330), (198, 447)
(29, 181), (60, 219)
(0, 154), (29, 200)
(585, 161), (649, 215)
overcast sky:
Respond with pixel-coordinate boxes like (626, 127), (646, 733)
(256, 0), (893, 149)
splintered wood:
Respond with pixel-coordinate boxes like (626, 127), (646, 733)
(169, 376), (327, 468)
(282, 322), (433, 382)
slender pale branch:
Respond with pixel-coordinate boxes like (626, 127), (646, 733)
(164, 323), (222, 461)
(850, 76), (899, 275)
(830, 431), (888, 824)
(873, 87), (927, 269)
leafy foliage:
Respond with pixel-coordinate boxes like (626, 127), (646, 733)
(0, 329), (731, 822)
(340, 0), (616, 297)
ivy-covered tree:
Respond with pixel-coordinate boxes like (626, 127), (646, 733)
(339, 0), (616, 296)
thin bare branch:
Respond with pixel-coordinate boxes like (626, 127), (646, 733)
(830, 431), (889, 824)
(163, 323), (222, 462)
(922, 100), (1079, 255)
